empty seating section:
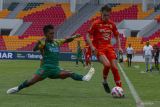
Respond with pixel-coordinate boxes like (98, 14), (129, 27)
(16, 3), (55, 18)
(113, 34), (126, 51)
(110, 5), (138, 22)
(68, 37), (85, 53)
(16, 3), (71, 19)
(93, 4), (154, 22)
(137, 4), (154, 19)
(0, 9), (10, 18)
(0, 2), (158, 53)
(92, 4), (138, 22)
(22, 5), (66, 36)
(126, 29), (160, 52)
(74, 20), (92, 39)
(1, 36), (71, 52)
(126, 37), (143, 52)
(0, 3), (72, 52)
(142, 29), (160, 45)
(0, 36), (6, 50)
(3, 36), (43, 51)
(60, 3), (72, 18)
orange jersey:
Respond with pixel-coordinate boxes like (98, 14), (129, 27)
(88, 18), (119, 49)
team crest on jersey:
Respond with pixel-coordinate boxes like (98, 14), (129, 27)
(104, 24), (113, 29)
(99, 29), (112, 40)
(49, 46), (59, 52)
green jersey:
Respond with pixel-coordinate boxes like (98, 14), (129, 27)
(39, 39), (64, 67)
(77, 46), (82, 55)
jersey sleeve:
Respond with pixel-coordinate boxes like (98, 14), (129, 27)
(112, 23), (119, 37)
(55, 39), (65, 46)
(38, 39), (45, 50)
(88, 22), (97, 35)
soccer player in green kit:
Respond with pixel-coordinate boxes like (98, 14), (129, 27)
(7, 25), (95, 94)
(76, 41), (85, 66)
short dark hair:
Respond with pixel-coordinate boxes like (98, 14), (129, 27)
(100, 4), (112, 12)
(43, 24), (54, 34)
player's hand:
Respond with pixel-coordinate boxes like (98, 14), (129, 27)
(74, 34), (81, 38)
(91, 46), (97, 55)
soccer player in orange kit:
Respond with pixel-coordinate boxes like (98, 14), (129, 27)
(86, 5), (123, 93)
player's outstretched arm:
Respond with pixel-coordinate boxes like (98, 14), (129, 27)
(63, 34), (81, 43)
(33, 40), (45, 56)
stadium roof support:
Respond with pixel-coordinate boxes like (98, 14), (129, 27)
(0, 0), (3, 11)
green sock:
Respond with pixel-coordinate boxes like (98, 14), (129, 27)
(70, 73), (83, 81)
(18, 80), (29, 90)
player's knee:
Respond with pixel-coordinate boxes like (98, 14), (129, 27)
(104, 63), (111, 69)
(60, 72), (71, 79)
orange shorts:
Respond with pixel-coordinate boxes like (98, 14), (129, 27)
(96, 45), (116, 61)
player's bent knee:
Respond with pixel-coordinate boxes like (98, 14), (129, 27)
(60, 71), (71, 79)
(104, 63), (111, 69)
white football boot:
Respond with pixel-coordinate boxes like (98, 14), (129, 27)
(7, 86), (19, 94)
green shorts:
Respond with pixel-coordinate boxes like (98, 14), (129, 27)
(35, 64), (63, 79)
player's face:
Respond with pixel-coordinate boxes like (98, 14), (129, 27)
(146, 42), (149, 46)
(101, 11), (110, 21)
(46, 29), (54, 41)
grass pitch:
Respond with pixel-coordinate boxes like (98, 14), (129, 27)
(0, 60), (159, 107)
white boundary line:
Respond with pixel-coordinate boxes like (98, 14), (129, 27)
(117, 63), (144, 107)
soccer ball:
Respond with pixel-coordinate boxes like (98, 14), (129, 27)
(111, 86), (124, 98)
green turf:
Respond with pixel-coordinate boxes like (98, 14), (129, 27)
(0, 60), (136, 107)
(121, 62), (160, 107)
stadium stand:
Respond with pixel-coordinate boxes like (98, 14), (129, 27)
(0, 2), (159, 53)
(93, 4), (154, 22)
(0, 9), (10, 18)
(3, 36), (42, 51)
(113, 34), (126, 51)
(16, 3), (71, 19)
(125, 29), (160, 53)
(0, 2), (20, 18)
(0, 36), (6, 50)
(68, 37), (85, 53)
(22, 5), (66, 36)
